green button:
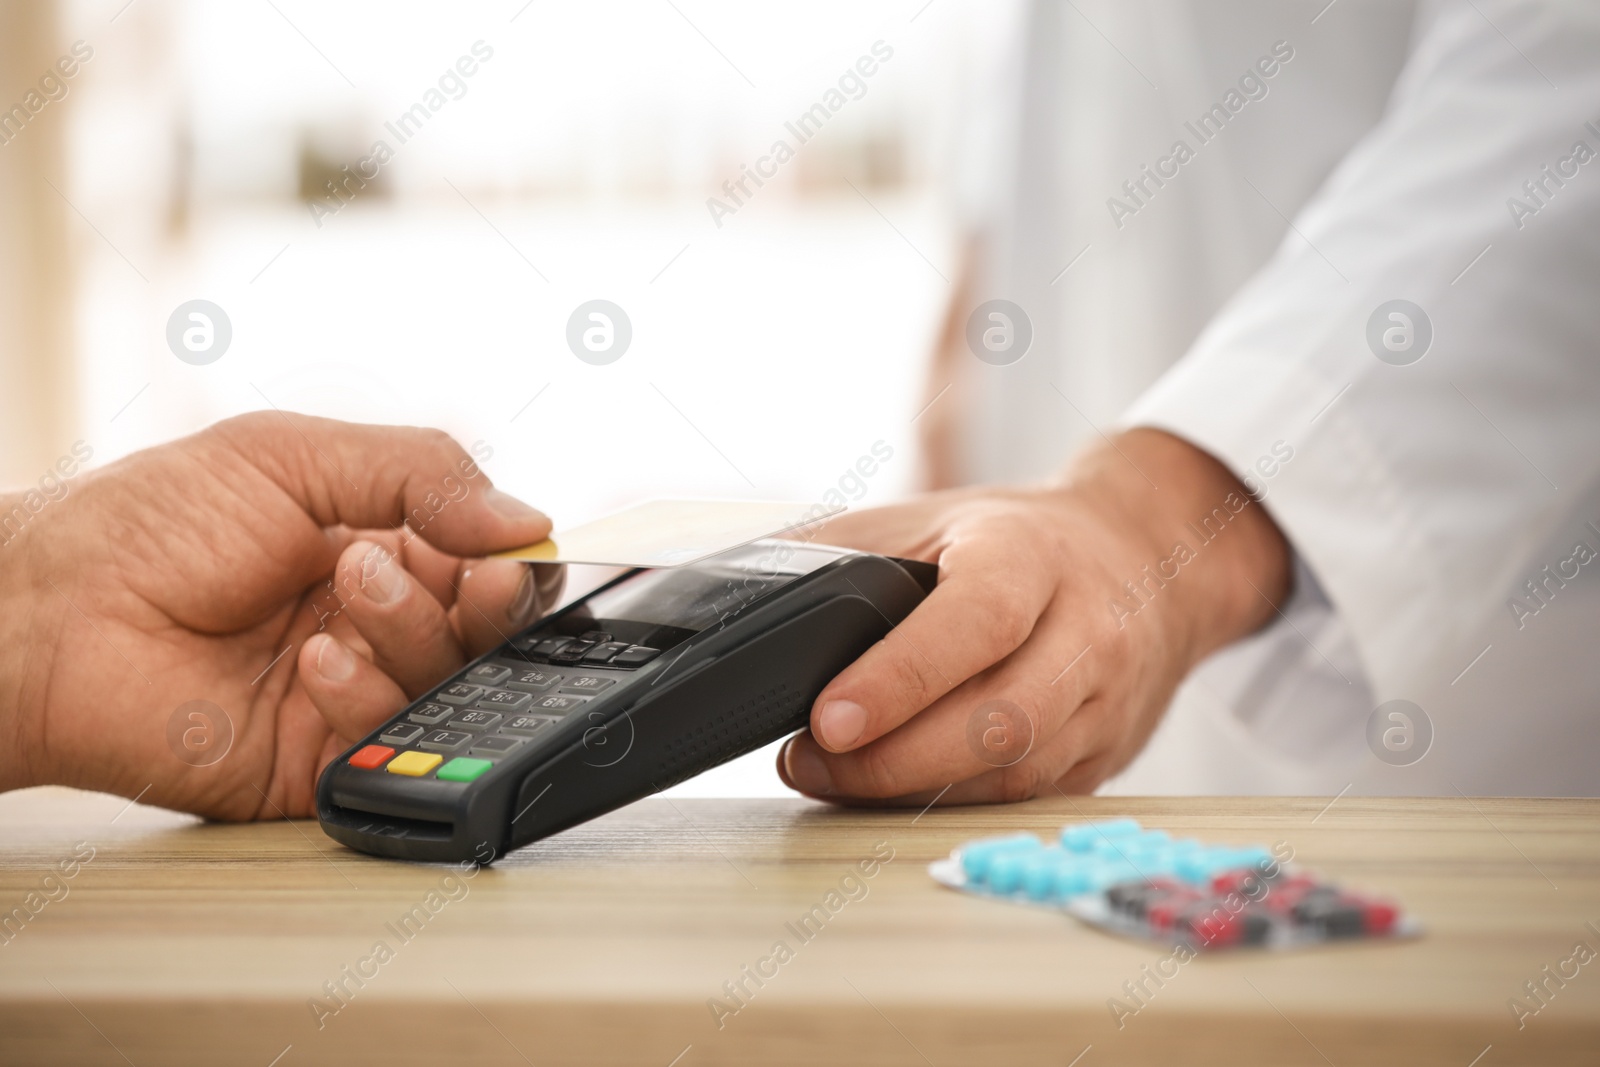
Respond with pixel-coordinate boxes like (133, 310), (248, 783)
(436, 757), (494, 783)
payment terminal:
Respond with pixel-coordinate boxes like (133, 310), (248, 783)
(316, 541), (937, 863)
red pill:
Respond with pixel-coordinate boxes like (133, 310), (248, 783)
(1361, 898), (1399, 935)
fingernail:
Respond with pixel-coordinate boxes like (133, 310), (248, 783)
(360, 544), (406, 604)
(508, 566), (539, 627)
(786, 743), (834, 796)
(817, 699), (867, 750)
(315, 636), (356, 682)
(485, 487), (548, 524)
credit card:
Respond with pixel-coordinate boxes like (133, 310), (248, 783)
(490, 498), (846, 568)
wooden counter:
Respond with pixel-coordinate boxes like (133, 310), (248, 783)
(1, 788), (1596, 1065)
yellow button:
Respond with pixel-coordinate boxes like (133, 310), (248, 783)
(386, 751), (443, 777)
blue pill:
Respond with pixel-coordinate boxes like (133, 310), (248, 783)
(1020, 852), (1063, 901)
(1090, 836), (1130, 857)
(987, 851), (1031, 894)
(1060, 818), (1142, 851)
(1083, 860), (1140, 891)
(1178, 847), (1245, 885)
(1175, 851), (1217, 884)
(959, 833), (1041, 882)
(1126, 850), (1177, 878)
(1230, 846), (1275, 872)
(1053, 863), (1095, 898)
(1090, 830), (1167, 860)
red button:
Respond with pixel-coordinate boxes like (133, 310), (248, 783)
(349, 744), (395, 770)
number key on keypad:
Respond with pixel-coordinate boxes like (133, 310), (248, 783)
(534, 694), (588, 713)
(505, 669), (561, 693)
(503, 715), (560, 736)
(476, 689), (531, 712)
(419, 729), (473, 753)
(560, 676), (616, 696)
(450, 710), (503, 733)
(437, 683), (484, 706)
(409, 702), (454, 726)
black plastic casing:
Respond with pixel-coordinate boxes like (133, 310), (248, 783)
(316, 547), (937, 864)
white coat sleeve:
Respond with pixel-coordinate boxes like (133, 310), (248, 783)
(1118, 0), (1600, 696)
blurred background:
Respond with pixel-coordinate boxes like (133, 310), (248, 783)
(1, 0), (1024, 794)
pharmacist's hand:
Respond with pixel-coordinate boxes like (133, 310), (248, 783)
(0, 412), (563, 820)
(778, 430), (1291, 805)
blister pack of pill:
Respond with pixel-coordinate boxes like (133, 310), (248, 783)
(928, 818), (1418, 951)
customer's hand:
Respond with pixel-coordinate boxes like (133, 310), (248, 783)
(778, 429), (1291, 805)
(0, 413), (560, 820)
